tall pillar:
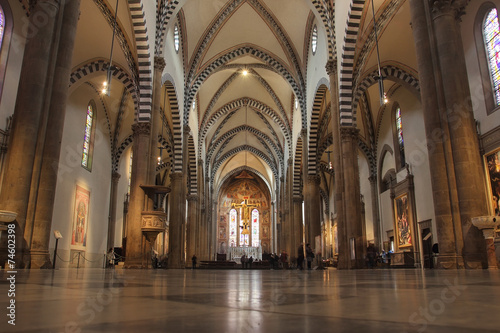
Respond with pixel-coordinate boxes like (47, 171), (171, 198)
(304, 175), (321, 247)
(0, 0), (62, 265)
(292, 196), (304, 260)
(186, 194), (198, 265)
(368, 175), (382, 250)
(124, 123), (150, 268)
(25, 0), (81, 268)
(168, 172), (185, 268)
(326, 60), (347, 268)
(408, 0), (464, 268)
(106, 172), (120, 252)
(431, 0), (488, 268)
(149, 57), (166, 185)
(341, 127), (364, 268)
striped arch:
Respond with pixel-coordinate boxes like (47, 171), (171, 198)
(158, 134), (174, 169)
(353, 65), (420, 113)
(155, 0), (181, 56)
(162, 80), (183, 173)
(206, 124), (283, 171)
(69, 60), (138, 112)
(293, 137), (303, 197)
(186, 46), (305, 126)
(215, 166), (273, 199)
(319, 187), (329, 215)
(187, 135), (197, 196)
(211, 145), (278, 187)
(114, 134), (133, 172)
(128, 0), (152, 122)
(308, 84), (328, 175)
(339, 0), (365, 127)
(310, 0), (336, 60)
(201, 98), (291, 150)
(317, 133), (333, 168)
(358, 139), (377, 177)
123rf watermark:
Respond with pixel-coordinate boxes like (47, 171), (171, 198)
(5, 223), (17, 326)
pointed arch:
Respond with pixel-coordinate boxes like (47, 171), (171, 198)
(339, 0), (366, 127)
(162, 79), (183, 173)
(128, 0), (152, 122)
(187, 135), (197, 196)
(308, 84), (328, 175)
(293, 137), (303, 197)
(185, 46), (305, 126)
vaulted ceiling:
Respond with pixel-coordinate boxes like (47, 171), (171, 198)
(63, 0), (418, 192)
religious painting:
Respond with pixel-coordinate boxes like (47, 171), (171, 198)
(71, 185), (90, 247)
(485, 148), (500, 216)
(394, 193), (412, 248)
(263, 225), (269, 238)
(219, 225), (226, 239)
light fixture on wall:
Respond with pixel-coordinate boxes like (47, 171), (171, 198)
(371, 0), (388, 106)
(102, 0), (119, 96)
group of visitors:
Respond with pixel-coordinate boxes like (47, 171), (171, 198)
(267, 250), (289, 269)
(240, 254), (254, 268)
(297, 243), (315, 270)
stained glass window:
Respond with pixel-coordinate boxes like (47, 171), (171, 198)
(81, 103), (96, 171)
(229, 209), (237, 247)
(396, 107), (405, 168)
(239, 208), (249, 247)
(251, 209), (259, 247)
(0, 6), (5, 49)
(484, 8), (500, 105)
(128, 151), (133, 195)
(174, 24), (179, 53)
(311, 25), (318, 55)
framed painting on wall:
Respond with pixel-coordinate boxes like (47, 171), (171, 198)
(394, 193), (412, 248)
(71, 185), (90, 248)
(485, 148), (500, 216)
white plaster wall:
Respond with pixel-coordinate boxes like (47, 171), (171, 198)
(49, 84), (112, 268)
(376, 87), (437, 244)
(0, 0), (27, 129)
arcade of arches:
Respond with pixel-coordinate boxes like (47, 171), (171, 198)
(0, 0), (500, 272)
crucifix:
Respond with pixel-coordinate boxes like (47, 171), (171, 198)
(231, 197), (259, 237)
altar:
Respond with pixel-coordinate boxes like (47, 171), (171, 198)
(228, 246), (262, 263)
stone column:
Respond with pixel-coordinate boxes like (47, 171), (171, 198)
(408, 0), (464, 268)
(168, 172), (185, 268)
(149, 57), (166, 185)
(0, 0), (62, 265)
(186, 194), (198, 266)
(368, 175), (382, 250)
(431, 0), (488, 268)
(292, 196), (304, 260)
(304, 175), (321, 247)
(341, 127), (364, 268)
(106, 172), (120, 253)
(326, 60), (348, 269)
(124, 123), (150, 268)
(26, 0), (81, 268)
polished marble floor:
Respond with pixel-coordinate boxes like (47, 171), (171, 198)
(1, 267), (499, 332)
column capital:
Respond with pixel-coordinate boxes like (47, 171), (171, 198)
(197, 159), (203, 166)
(368, 175), (377, 184)
(300, 128), (307, 138)
(112, 171), (121, 183)
(293, 196), (303, 203)
(307, 174), (321, 185)
(187, 194), (199, 202)
(340, 127), (359, 141)
(170, 172), (183, 182)
(154, 56), (166, 72)
(325, 59), (337, 76)
(132, 122), (151, 136)
(430, 0), (468, 20)
(183, 124), (191, 135)
(288, 157), (293, 166)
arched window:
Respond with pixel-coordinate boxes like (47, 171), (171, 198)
(229, 209), (237, 247)
(484, 8), (500, 106)
(395, 105), (406, 168)
(311, 25), (318, 55)
(81, 101), (97, 171)
(174, 23), (179, 53)
(239, 208), (249, 247)
(251, 209), (259, 247)
(0, 5), (5, 48)
(127, 151), (133, 195)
